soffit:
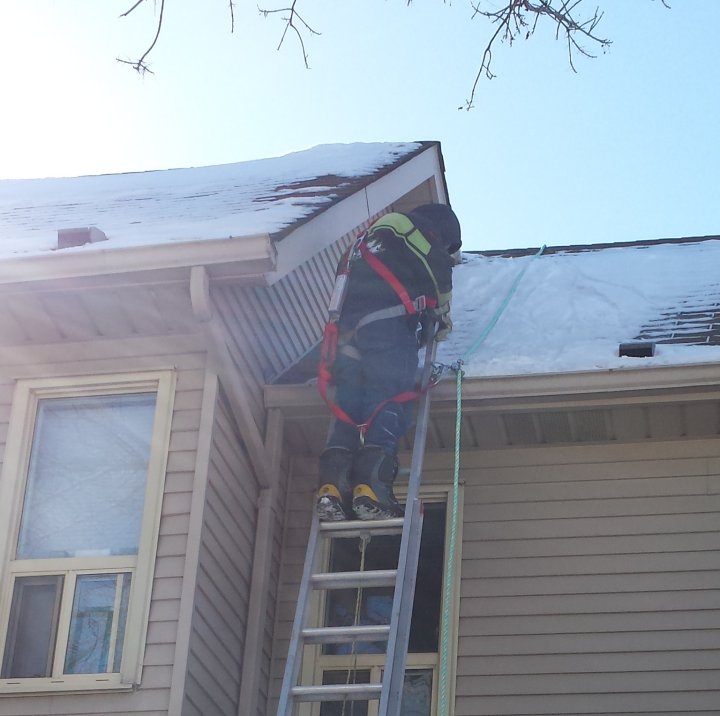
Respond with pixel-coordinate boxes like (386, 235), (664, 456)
(267, 364), (720, 457)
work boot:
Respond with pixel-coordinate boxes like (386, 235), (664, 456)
(316, 447), (354, 520)
(351, 447), (403, 520)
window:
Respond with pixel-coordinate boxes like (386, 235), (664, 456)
(310, 496), (459, 716)
(0, 373), (175, 693)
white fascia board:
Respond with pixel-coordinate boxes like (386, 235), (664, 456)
(0, 234), (276, 286)
(364, 144), (447, 215)
(265, 362), (720, 413)
(267, 145), (445, 284)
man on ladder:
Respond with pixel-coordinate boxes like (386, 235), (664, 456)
(316, 203), (462, 521)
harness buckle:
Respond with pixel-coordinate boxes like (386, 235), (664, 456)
(429, 362), (448, 387)
(414, 295), (427, 312)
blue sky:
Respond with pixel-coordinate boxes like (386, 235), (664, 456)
(0, 0), (718, 251)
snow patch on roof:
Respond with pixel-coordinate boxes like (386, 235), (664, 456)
(0, 142), (421, 259)
(439, 239), (720, 377)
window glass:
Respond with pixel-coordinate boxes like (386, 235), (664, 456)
(318, 669), (433, 716)
(16, 393), (156, 559)
(320, 669), (371, 716)
(400, 669), (433, 716)
(325, 503), (446, 654)
(1, 575), (63, 679)
(64, 573), (132, 675)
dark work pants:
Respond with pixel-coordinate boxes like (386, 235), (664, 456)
(325, 317), (419, 455)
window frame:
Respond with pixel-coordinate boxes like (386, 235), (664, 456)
(306, 485), (463, 716)
(0, 371), (175, 694)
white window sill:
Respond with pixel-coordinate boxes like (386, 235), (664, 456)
(0, 675), (135, 695)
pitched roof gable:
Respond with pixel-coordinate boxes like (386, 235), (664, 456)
(0, 142), (430, 260)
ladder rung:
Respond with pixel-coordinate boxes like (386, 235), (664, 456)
(302, 624), (391, 644)
(311, 569), (397, 590)
(291, 683), (382, 702)
(319, 517), (405, 538)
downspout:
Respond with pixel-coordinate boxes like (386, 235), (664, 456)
(237, 407), (284, 716)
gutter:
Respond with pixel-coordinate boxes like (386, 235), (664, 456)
(0, 233), (276, 286)
(265, 362), (720, 416)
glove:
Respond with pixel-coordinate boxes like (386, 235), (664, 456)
(435, 315), (453, 342)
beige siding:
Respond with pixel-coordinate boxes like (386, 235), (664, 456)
(274, 441), (720, 715)
(254, 450), (291, 716)
(453, 440), (720, 715)
(211, 236), (349, 422)
(0, 330), (207, 716)
(181, 387), (260, 716)
(268, 462), (316, 713)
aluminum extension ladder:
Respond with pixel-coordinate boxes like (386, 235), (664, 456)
(277, 338), (439, 716)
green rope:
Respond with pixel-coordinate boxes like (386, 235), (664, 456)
(437, 363), (463, 716)
(461, 245), (546, 364)
(437, 244), (545, 716)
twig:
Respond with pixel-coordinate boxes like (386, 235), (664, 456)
(119, 0), (147, 18)
(257, 1), (320, 68)
(117, 0), (166, 74)
(463, 0), (611, 109)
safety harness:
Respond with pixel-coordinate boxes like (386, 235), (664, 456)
(317, 214), (444, 440)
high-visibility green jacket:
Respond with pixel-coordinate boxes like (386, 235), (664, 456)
(338, 212), (454, 331)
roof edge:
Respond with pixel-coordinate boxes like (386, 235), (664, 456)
(475, 234), (720, 258)
(265, 361), (720, 415)
(268, 141), (441, 243)
(0, 233), (276, 286)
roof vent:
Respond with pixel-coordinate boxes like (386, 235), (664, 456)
(619, 341), (656, 358)
(57, 226), (107, 249)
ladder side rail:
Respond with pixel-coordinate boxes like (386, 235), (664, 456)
(380, 337), (439, 715)
(380, 498), (424, 715)
(405, 336), (439, 506)
(276, 513), (323, 716)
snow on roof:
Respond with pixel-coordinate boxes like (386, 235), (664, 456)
(0, 142), (423, 259)
(438, 237), (720, 377)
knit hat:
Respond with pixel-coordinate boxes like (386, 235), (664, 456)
(408, 203), (462, 254)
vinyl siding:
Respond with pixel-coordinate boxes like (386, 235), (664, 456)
(274, 440), (720, 716)
(211, 236), (350, 424)
(181, 387), (260, 716)
(255, 450), (290, 716)
(268, 462), (316, 713)
(453, 440), (720, 716)
(210, 218), (385, 423)
(0, 330), (207, 716)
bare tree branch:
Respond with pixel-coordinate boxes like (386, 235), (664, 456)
(119, 0), (147, 18)
(117, 0), (166, 74)
(257, 1), (320, 68)
(462, 0), (612, 109)
(111, 0), (669, 109)
(461, 2), (514, 109)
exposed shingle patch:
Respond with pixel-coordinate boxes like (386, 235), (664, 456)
(636, 292), (720, 345)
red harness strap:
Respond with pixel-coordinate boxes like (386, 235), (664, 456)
(317, 321), (358, 427)
(317, 234), (439, 437)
